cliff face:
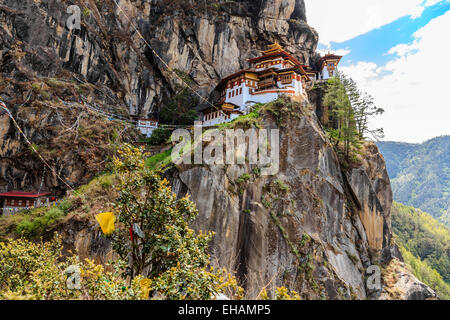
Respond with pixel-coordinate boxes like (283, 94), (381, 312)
(0, 0), (437, 300)
(0, 0), (318, 192)
(168, 102), (396, 299)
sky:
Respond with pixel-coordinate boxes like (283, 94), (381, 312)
(304, 0), (450, 143)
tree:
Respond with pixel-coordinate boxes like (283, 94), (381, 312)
(110, 145), (243, 299)
(159, 85), (199, 125)
(337, 72), (385, 140)
(323, 77), (360, 161)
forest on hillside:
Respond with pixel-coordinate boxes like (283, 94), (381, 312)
(378, 136), (450, 226)
(392, 202), (450, 299)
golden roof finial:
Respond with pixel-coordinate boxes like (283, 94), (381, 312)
(263, 42), (283, 54)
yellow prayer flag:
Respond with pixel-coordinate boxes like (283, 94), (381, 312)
(95, 212), (116, 235)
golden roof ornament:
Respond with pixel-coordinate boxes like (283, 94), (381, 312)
(262, 42), (283, 55)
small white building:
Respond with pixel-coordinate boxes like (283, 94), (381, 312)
(137, 118), (158, 137)
(317, 54), (342, 80)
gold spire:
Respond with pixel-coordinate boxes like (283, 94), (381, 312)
(262, 42), (283, 55)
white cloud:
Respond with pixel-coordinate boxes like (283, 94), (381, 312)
(305, 0), (448, 44)
(340, 11), (450, 143)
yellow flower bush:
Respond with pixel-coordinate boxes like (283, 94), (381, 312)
(0, 235), (145, 300)
(260, 287), (301, 300)
(110, 144), (244, 300)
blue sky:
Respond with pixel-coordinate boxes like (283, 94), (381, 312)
(323, 1), (450, 67)
(305, 0), (450, 143)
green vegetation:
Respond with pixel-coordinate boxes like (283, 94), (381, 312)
(323, 76), (360, 162)
(271, 179), (290, 195)
(145, 128), (174, 146)
(0, 235), (147, 300)
(15, 200), (72, 239)
(377, 136), (450, 226)
(110, 145), (244, 299)
(236, 173), (252, 185)
(392, 202), (450, 299)
(216, 97), (303, 131)
(144, 148), (173, 169)
(159, 85), (199, 126)
(216, 104), (263, 130)
(323, 71), (384, 164)
(338, 73), (385, 140)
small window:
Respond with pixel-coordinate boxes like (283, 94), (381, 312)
(240, 88), (242, 95)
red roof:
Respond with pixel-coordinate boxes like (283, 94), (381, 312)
(0, 191), (51, 198)
(319, 54), (342, 62)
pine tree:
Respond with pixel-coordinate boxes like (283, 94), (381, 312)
(323, 77), (360, 161)
(337, 71), (385, 140)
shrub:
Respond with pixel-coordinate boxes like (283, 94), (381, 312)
(0, 235), (146, 300)
(144, 148), (173, 169)
(271, 179), (290, 195)
(110, 145), (244, 300)
(237, 173), (251, 185)
(146, 128), (174, 146)
(16, 207), (65, 238)
(57, 200), (73, 213)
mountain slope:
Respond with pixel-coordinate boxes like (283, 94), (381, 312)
(392, 202), (450, 299)
(377, 136), (450, 226)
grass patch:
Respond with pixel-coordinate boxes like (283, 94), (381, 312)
(216, 105), (263, 130)
(145, 149), (173, 169)
(15, 200), (73, 239)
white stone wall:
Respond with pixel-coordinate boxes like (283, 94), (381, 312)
(202, 112), (240, 127)
(320, 67), (331, 80)
(247, 91), (280, 105)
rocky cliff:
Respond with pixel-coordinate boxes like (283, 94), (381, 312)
(0, 0), (318, 192)
(168, 100), (397, 299)
(0, 0), (438, 299)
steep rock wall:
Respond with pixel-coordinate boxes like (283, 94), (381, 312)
(169, 102), (392, 299)
(0, 0), (318, 192)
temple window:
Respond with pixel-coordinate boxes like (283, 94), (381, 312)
(281, 74), (292, 84)
(239, 88), (242, 95)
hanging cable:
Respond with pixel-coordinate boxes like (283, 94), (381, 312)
(0, 101), (76, 193)
(107, 0), (222, 114)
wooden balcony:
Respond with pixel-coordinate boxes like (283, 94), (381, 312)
(258, 78), (275, 89)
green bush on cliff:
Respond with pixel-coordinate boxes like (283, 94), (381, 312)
(15, 200), (73, 239)
(146, 128), (174, 146)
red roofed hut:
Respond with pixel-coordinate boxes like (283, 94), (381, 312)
(0, 191), (52, 216)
